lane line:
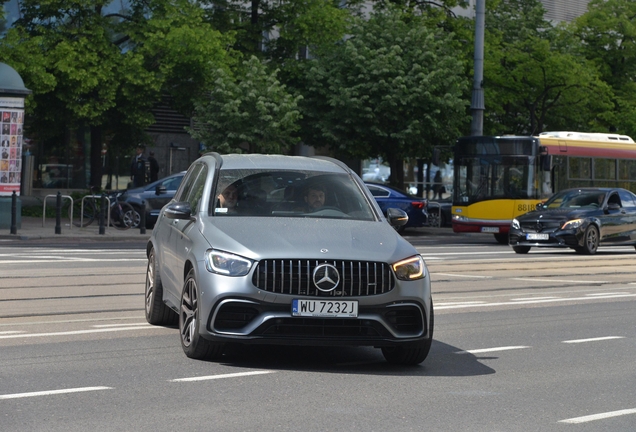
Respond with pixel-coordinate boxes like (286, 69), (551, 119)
(511, 297), (559, 301)
(585, 292), (627, 296)
(562, 336), (625, 344)
(436, 293), (636, 310)
(559, 408), (636, 424)
(0, 331), (24, 335)
(436, 273), (493, 279)
(93, 323), (151, 328)
(170, 371), (276, 382)
(455, 346), (530, 355)
(0, 259), (147, 264)
(435, 301), (486, 306)
(0, 386), (112, 400)
(513, 277), (607, 284)
(0, 326), (164, 339)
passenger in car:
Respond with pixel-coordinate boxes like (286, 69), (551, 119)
(217, 183), (239, 213)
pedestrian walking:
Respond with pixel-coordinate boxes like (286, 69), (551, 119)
(130, 145), (146, 188)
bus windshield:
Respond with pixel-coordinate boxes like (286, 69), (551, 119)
(454, 155), (535, 205)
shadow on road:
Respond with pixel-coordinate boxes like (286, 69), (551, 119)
(212, 340), (495, 377)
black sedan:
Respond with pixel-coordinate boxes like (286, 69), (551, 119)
(365, 182), (428, 233)
(118, 171), (186, 228)
(509, 187), (636, 255)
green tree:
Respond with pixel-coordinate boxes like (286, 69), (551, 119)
(189, 56), (302, 154)
(0, 0), (232, 187)
(572, 0), (636, 137)
(482, 0), (612, 135)
(301, 6), (468, 188)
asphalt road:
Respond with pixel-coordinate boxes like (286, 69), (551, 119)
(1, 237), (635, 431)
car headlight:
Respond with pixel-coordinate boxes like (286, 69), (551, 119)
(392, 255), (426, 280)
(511, 218), (520, 229)
(561, 219), (583, 230)
(205, 249), (253, 276)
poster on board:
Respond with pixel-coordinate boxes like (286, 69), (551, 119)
(0, 97), (24, 196)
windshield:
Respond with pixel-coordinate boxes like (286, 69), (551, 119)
(210, 169), (376, 221)
(454, 156), (535, 204)
(543, 190), (605, 209)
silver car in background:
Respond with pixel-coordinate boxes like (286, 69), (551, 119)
(145, 153), (433, 365)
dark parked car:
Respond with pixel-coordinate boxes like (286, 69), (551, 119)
(509, 187), (636, 254)
(118, 171), (186, 228)
(365, 182), (428, 232)
(427, 197), (452, 227)
(145, 153), (433, 365)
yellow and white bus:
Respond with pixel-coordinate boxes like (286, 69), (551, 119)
(451, 131), (636, 243)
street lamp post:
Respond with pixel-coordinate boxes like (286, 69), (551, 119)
(471, 0), (486, 137)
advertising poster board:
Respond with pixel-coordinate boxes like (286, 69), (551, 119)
(0, 97), (24, 196)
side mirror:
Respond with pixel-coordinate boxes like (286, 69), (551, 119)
(606, 202), (620, 212)
(386, 208), (408, 228)
(164, 202), (193, 220)
(156, 185), (167, 195)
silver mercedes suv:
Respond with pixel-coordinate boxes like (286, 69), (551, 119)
(145, 153), (433, 365)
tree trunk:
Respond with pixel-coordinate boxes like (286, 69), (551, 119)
(90, 125), (103, 190)
(388, 156), (405, 191)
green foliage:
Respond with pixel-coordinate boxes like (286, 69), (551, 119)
(189, 56), (302, 154)
(0, 0), (234, 145)
(301, 6), (468, 185)
(572, 0), (636, 137)
(482, 0), (613, 135)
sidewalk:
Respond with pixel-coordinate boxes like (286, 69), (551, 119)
(0, 216), (152, 242)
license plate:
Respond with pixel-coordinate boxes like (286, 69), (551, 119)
(481, 227), (500, 233)
(526, 233), (549, 240)
(292, 299), (358, 318)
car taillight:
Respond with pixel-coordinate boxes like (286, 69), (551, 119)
(411, 201), (425, 209)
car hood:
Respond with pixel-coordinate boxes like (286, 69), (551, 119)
(196, 217), (416, 263)
(516, 208), (596, 222)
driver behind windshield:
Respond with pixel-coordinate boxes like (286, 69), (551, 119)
(303, 184), (326, 212)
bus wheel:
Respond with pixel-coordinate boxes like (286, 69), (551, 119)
(494, 233), (508, 244)
(513, 246), (530, 254)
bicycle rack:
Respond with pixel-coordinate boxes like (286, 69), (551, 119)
(42, 194), (73, 229)
(81, 195), (110, 228)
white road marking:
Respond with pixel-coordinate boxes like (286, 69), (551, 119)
(511, 297), (560, 301)
(0, 386), (111, 400)
(562, 336), (624, 344)
(585, 292), (627, 296)
(0, 331), (24, 335)
(512, 278), (608, 284)
(435, 273), (493, 279)
(170, 371), (276, 382)
(92, 323), (151, 328)
(0, 325), (163, 339)
(455, 346), (530, 354)
(436, 293), (636, 310)
(0, 259), (147, 264)
(435, 301), (486, 306)
(559, 408), (636, 424)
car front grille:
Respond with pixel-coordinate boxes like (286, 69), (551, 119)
(520, 221), (561, 233)
(252, 259), (395, 297)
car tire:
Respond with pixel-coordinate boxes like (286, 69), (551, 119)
(428, 210), (439, 227)
(382, 301), (434, 366)
(577, 225), (599, 255)
(180, 269), (224, 360)
(494, 233), (508, 244)
(513, 246), (531, 254)
(145, 248), (178, 326)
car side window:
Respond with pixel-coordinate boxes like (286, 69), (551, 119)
(367, 185), (389, 198)
(607, 192), (621, 207)
(183, 166), (208, 212)
(618, 190), (636, 209)
(175, 164), (203, 204)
